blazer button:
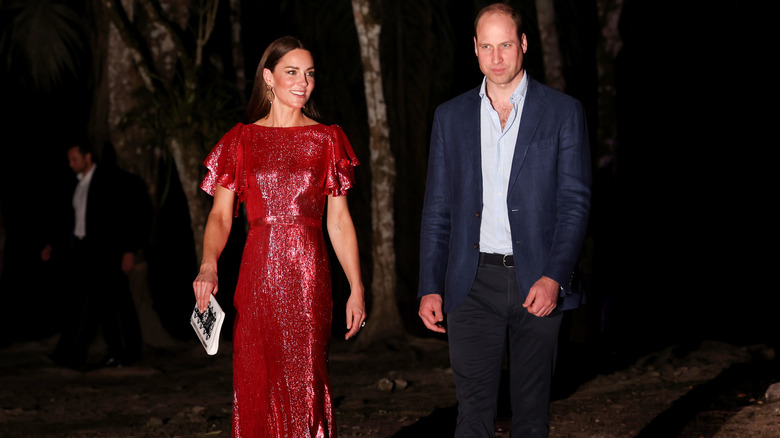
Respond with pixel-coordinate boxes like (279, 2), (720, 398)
(473, 244), (479, 249)
(475, 212), (481, 217)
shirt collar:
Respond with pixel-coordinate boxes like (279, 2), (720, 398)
(478, 71), (529, 106)
(78, 163), (96, 182)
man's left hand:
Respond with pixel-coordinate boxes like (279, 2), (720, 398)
(522, 276), (559, 317)
(121, 252), (135, 275)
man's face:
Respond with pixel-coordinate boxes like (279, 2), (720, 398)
(67, 147), (91, 175)
(474, 12), (527, 88)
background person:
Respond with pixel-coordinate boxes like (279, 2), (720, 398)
(47, 142), (147, 369)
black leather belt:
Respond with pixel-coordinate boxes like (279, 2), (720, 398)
(479, 252), (515, 267)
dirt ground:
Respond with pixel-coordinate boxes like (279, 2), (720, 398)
(1, 334), (779, 438)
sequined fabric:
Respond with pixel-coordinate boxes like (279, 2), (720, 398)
(201, 123), (359, 438)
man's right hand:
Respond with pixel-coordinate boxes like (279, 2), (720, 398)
(418, 294), (446, 333)
(40, 244), (53, 262)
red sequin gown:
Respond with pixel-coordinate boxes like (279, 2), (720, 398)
(200, 123), (359, 438)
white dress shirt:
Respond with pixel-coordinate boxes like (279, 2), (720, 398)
(72, 164), (96, 239)
(478, 73), (528, 255)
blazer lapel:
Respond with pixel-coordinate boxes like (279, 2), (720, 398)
(461, 88), (483, 202)
(508, 78), (546, 195)
(463, 89), (482, 188)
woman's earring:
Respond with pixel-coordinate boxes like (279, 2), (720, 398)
(266, 85), (275, 104)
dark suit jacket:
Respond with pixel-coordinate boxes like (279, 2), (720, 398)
(72, 164), (151, 268)
(418, 77), (592, 313)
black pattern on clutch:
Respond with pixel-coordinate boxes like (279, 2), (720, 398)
(190, 295), (225, 355)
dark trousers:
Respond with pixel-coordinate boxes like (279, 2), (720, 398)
(53, 237), (142, 366)
(447, 260), (562, 438)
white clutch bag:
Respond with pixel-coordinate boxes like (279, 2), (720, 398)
(190, 295), (225, 355)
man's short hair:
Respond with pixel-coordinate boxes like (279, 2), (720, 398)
(474, 3), (524, 38)
(72, 143), (93, 158)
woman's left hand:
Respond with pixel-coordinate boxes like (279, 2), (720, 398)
(344, 288), (366, 340)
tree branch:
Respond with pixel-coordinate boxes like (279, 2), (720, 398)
(136, 0), (194, 72)
(194, 0), (220, 67)
(102, 0), (158, 92)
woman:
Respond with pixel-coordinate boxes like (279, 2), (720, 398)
(193, 36), (365, 437)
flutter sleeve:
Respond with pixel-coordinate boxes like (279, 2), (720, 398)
(200, 123), (245, 210)
(325, 124), (360, 196)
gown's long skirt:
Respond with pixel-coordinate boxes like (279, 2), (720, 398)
(232, 219), (334, 437)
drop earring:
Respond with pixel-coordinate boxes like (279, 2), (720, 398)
(266, 84), (275, 103)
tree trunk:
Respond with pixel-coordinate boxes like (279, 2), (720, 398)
(229, 0), (245, 94)
(351, 0), (403, 346)
(102, 0), (158, 196)
(535, 0), (566, 91)
(102, 0), (219, 262)
(168, 135), (209, 260)
(596, 0), (623, 167)
(86, 0), (110, 153)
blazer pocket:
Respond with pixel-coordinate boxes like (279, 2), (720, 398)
(526, 138), (557, 172)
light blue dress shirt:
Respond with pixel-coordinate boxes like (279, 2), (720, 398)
(478, 73), (528, 255)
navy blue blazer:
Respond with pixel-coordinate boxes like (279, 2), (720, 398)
(418, 77), (592, 313)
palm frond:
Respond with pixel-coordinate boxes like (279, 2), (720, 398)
(0, 0), (88, 91)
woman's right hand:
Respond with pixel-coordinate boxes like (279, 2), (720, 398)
(193, 265), (219, 313)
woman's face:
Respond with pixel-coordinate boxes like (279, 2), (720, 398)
(263, 49), (315, 110)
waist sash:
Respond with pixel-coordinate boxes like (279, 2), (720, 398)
(250, 215), (321, 228)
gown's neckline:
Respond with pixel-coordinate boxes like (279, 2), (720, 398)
(248, 122), (326, 130)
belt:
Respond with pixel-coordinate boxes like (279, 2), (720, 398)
(250, 215), (321, 228)
(479, 252), (515, 267)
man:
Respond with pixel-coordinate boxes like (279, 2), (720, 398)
(47, 143), (147, 368)
(417, 4), (591, 437)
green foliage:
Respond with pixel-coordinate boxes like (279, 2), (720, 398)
(119, 65), (243, 204)
(0, 0), (88, 92)
(123, 68), (240, 154)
